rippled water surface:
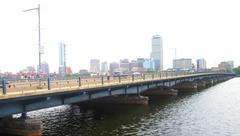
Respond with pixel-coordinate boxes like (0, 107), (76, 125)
(27, 78), (240, 136)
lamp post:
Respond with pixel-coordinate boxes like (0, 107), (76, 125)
(23, 4), (42, 74)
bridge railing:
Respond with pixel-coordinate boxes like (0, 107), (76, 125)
(0, 71), (233, 96)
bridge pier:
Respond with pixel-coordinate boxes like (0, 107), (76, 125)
(0, 117), (42, 136)
(142, 87), (178, 96)
(219, 77), (226, 83)
(205, 79), (214, 87)
(173, 82), (198, 92)
(212, 79), (218, 85)
(196, 81), (206, 90)
(21, 112), (27, 119)
(87, 95), (149, 105)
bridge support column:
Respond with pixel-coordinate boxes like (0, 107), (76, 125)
(21, 112), (27, 119)
(212, 79), (218, 84)
(89, 95), (149, 105)
(205, 79), (214, 87)
(142, 87), (178, 96)
(0, 118), (42, 136)
(196, 81), (206, 90)
(173, 82), (198, 92)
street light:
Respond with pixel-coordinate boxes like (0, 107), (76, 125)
(23, 4), (43, 75)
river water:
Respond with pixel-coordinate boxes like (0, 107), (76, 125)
(26, 77), (240, 136)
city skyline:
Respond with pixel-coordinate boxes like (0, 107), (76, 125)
(1, 0), (240, 73)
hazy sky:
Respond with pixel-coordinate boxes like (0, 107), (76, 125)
(0, 0), (240, 73)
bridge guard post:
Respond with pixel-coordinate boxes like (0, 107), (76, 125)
(78, 77), (81, 87)
(101, 76), (104, 85)
(47, 78), (51, 90)
(118, 76), (121, 83)
(2, 80), (7, 95)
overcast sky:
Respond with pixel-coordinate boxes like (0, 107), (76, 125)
(0, 0), (240, 73)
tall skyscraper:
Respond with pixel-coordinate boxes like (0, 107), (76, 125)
(59, 42), (66, 75)
(151, 35), (163, 71)
(197, 59), (207, 71)
(90, 59), (100, 73)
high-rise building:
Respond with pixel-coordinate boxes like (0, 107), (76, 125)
(151, 35), (163, 71)
(59, 42), (66, 75)
(173, 58), (192, 71)
(90, 59), (100, 73)
(59, 42), (65, 67)
(101, 61), (108, 73)
(109, 62), (119, 73)
(197, 59), (207, 71)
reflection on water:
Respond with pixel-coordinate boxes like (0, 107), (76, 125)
(26, 78), (240, 136)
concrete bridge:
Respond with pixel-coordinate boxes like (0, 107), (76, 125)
(0, 72), (235, 135)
